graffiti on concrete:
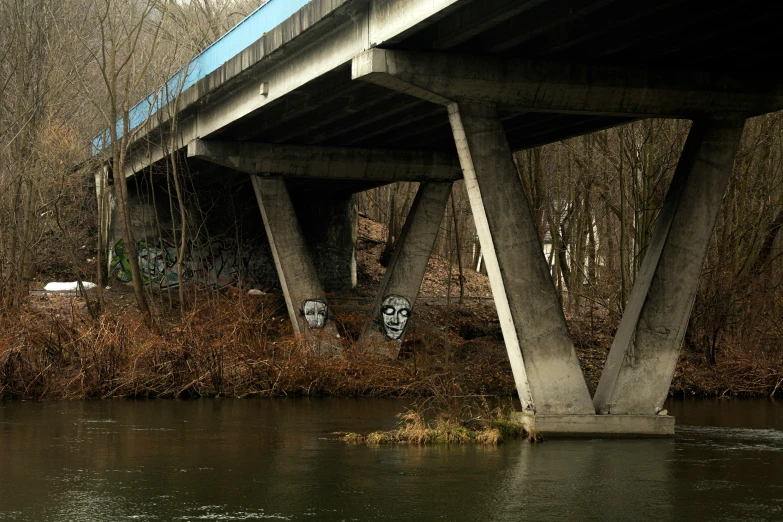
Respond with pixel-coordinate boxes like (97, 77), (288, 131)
(302, 299), (328, 329)
(109, 237), (275, 289)
(109, 239), (175, 285)
(380, 294), (411, 340)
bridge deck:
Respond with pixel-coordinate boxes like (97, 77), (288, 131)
(104, 0), (783, 186)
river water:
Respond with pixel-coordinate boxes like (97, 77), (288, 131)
(0, 398), (781, 521)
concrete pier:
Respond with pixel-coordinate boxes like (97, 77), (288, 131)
(593, 118), (746, 415)
(448, 102), (594, 415)
(94, 165), (112, 280)
(361, 181), (452, 355)
(251, 175), (340, 343)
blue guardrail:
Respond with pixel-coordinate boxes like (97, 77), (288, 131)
(92, 0), (311, 155)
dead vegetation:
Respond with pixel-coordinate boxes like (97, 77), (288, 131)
(0, 291), (515, 400)
(1, 277), (781, 401)
(339, 410), (533, 445)
(674, 343), (783, 399)
(2, 209), (781, 401)
(339, 381), (536, 445)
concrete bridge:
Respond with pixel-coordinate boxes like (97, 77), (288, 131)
(92, 0), (783, 436)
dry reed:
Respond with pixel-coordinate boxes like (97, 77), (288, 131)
(1, 291), (780, 401)
(339, 408), (533, 445)
(0, 292), (513, 400)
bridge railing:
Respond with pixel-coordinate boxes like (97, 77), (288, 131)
(91, 0), (311, 155)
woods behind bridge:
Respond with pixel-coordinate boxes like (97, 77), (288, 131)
(365, 117), (783, 393)
(1, 1), (781, 397)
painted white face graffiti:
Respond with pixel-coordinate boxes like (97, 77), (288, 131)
(380, 295), (411, 340)
(303, 300), (328, 329)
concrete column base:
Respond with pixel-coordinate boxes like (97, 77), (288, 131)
(511, 412), (674, 439)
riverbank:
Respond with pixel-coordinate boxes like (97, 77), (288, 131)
(0, 291), (514, 400)
(0, 287), (780, 400)
(2, 214), (780, 401)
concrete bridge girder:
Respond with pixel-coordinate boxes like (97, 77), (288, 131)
(119, 0), (467, 179)
(186, 139), (462, 182)
(352, 48), (783, 119)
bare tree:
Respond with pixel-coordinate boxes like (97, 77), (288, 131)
(57, 0), (183, 314)
(0, 0), (67, 307)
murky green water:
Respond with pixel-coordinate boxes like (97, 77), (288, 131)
(1, 398), (781, 521)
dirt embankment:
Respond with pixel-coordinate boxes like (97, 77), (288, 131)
(1, 216), (780, 400)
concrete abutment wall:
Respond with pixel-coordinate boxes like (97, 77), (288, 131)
(98, 173), (358, 301)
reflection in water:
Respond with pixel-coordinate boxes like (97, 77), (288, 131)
(0, 398), (781, 521)
(488, 440), (675, 522)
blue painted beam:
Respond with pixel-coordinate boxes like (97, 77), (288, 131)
(92, 0), (311, 155)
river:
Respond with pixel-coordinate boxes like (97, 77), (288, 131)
(1, 398), (781, 521)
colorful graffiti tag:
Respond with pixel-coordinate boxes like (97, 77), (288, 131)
(109, 237), (275, 289)
(110, 239), (176, 285)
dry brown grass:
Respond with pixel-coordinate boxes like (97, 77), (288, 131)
(566, 305), (783, 399)
(1, 287), (780, 401)
(0, 292), (514, 400)
(339, 408), (532, 445)
(672, 340), (783, 398)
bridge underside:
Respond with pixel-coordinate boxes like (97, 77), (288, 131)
(204, 0), (783, 152)
(105, 0), (783, 436)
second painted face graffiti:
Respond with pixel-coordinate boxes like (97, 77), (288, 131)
(303, 299), (328, 329)
(380, 295), (411, 340)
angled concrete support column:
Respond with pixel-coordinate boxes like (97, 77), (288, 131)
(251, 176), (339, 342)
(361, 181), (452, 356)
(594, 118), (746, 415)
(448, 103), (593, 414)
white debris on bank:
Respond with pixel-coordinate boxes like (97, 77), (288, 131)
(44, 281), (97, 293)
(247, 289), (266, 296)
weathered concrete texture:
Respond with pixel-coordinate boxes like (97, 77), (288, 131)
(251, 175), (339, 341)
(361, 181), (452, 355)
(120, 0), (469, 176)
(512, 412), (675, 439)
(594, 118), (746, 415)
(353, 48), (783, 118)
(293, 192), (358, 292)
(448, 102), (593, 415)
(107, 197), (161, 257)
(187, 140), (462, 182)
